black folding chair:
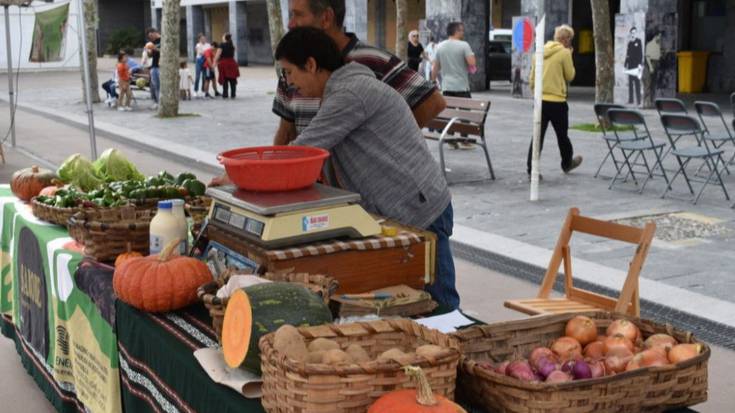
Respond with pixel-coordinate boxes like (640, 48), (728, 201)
(655, 98), (688, 116)
(660, 114), (729, 204)
(607, 109), (669, 194)
(593, 103), (631, 178)
(694, 101), (735, 169)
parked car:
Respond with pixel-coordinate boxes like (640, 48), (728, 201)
(486, 40), (512, 84)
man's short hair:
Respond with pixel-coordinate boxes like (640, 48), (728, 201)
(308, 0), (346, 28)
(145, 27), (158, 36)
(275, 27), (345, 73)
(553, 24), (575, 42)
(447, 22), (463, 37)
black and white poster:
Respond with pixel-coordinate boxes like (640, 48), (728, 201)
(614, 13), (646, 107)
(643, 11), (678, 106)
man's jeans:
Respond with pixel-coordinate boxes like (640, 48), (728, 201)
(425, 203), (460, 310)
(150, 67), (160, 103)
(194, 56), (205, 92)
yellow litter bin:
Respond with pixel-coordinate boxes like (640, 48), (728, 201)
(677, 51), (710, 93)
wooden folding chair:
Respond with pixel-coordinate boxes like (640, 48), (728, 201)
(505, 208), (655, 317)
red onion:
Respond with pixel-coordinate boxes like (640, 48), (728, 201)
(495, 360), (510, 375)
(507, 360), (536, 381)
(587, 359), (606, 378)
(529, 347), (556, 370)
(536, 356), (558, 379)
(571, 359), (592, 380)
(545, 370), (573, 383)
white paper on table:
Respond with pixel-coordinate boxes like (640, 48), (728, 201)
(216, 275), (272, 300)
(415, 310), (475, 333)
(194, 347), (263, 398)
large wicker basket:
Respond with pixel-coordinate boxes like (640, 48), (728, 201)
(197, 271), (339, 341)
(67, 207), (153, 262)
(452, 311), (710, 413)
(30, 198), (87, 227)
(259, 319), (461, 413)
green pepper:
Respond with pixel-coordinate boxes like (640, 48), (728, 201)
(129, 188), (147, 200)
(145, 176), (164, 187)
(182, 179), (206, 197)
(158, 171), (175, 184)
(145, 187), (163, 199)
(163, 186), (184, 199)
(175, 172), (197, 186)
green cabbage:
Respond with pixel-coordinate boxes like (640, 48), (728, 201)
(93, 148), (145, 182)
(57, 153), (104, 192)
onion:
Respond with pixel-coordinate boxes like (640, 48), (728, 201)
(507, 360), (536, 381)
(604, 347), (633, 373)
(529, 347), (557, 370)
(545, 370), (573, 383)
(583, 341), (606, 360)
(603, 334), (634, 354)
(587, 359), (606, 378)
(571, 359), (592, 380)
(644, 334), (678, 354)
(536, 356), (559, 379)
(477, 362), (495, 371)
(606, 319), (640, 343)
(565, 316), (598, 346)
(495, 360), (510, 375)
(625, 349), (669, 371)
(551, 337), (583, 361)
(668, 344), (702, 364)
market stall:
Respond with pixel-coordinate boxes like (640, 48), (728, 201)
(0, 147), (713, 413)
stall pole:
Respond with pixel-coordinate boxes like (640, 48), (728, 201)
(4, 5), (16, 147)
(530, 15), (545, 202)
(76, 0), (97, 160)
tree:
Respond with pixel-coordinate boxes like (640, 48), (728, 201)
(159, 0), (181, 118)
(395, 0), (408, 61)
(266, 0), (285, 56)
(80, 0), (100, 104)
(591, 0), (614, 103)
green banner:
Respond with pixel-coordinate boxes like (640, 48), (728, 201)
(0, 185), (122, 413)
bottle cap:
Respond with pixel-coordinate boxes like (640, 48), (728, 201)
(158, 200), (173, 209)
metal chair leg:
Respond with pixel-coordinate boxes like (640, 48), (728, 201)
(479, 140), (495, 180)
(661, 157), (690, 199)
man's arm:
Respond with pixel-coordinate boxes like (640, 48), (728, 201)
(412, 90), (445, 128)
(273, 118), (298, 145)
(431, 59), (440, 82)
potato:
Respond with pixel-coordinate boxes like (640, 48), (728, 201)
(307, 338), (340, 353)
(345, 344), (370, 363)
(282, 341), (308, 362)
(273, 325), (304, 353)
(306, 350), (325, 364)
(377, 348), (412, 365)
(416, 344), (444, 360)
(322, 349), (353, 365)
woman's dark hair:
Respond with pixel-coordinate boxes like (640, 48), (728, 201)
(211, 41), (219, 48)
(275, 27), (344, 72)
(224, 33), (232, 43)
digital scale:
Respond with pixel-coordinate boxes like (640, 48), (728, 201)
(205, 184), (382, 249)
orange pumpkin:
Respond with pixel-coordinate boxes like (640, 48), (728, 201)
(113, 239), (212, 312)
(115, 243), (143, 267)
(11, 165), (58, 201)
(39, 179), (65, 197)
(368, 366), (467, 413)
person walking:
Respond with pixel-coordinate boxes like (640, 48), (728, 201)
(194, 34), (210, 98)
(116, 51), (132, 111)
(202, 42), (218, 99)
(407, 30), (424, 72)
(146, 42), (161, 110)
(526, 24), (582, 178)
(215, 33), (240, 99)
(423, 34), (437, 81)
(432, 22), (476, 99)
(625, 26), (643, 106)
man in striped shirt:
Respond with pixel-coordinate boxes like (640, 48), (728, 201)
(272, 0), (446, 144)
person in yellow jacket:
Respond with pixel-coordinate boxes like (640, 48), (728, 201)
(526, 24), (583, 178)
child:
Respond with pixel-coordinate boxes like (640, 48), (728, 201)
(101, 70), (118, 108)
(179, 61), (194, 100)
(116, 51), (132, 111)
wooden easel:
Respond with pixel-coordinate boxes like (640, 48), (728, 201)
(505, 208), (655, 317)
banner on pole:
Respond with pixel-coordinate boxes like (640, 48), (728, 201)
(29, 2), (70, 63)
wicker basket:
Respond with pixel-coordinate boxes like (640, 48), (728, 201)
(67, 207), (153, 262)
(30, 198), (85, 227)
(197, 271), (339, 341)
(259, 318), (461, 413)
(452, 311), (710, 413)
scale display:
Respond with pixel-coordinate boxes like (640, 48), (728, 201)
(213, 204), (265, 237)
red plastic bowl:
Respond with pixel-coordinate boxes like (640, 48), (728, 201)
(217, 146), (330, 192)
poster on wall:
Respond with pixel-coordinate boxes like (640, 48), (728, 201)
(29, 2), (70, 63)
(644, 11), (677, 106)
(511, 16), (536, 98)
(614, 12), (646, 107)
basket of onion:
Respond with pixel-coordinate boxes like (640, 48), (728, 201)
(452, 312), (709, 413)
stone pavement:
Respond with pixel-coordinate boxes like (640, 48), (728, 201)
(1, 59), (735, 326)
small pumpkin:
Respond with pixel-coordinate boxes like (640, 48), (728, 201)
(114, 243), (144, 267)
(113, 239), (212, 312)
(368, 366), (467, 413)
(11, 165), (58, 201)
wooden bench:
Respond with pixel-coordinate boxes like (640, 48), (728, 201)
(505, 208), (656, 317)
(423, 96), (494, 180)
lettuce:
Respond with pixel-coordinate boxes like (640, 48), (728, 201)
(57, 153), (104, 191)
(93, 148), (145, 182)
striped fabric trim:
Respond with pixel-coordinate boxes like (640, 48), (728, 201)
(146, 313), (200, 352)
(120, 373), (162, 413)
(164, 314), (218, 349)
(265, 231), (424, 261)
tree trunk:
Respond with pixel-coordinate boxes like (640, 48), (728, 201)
(395, 0), (408, 61)
(80, 0), (100, 104)
(591, 0), (614, 103)
(266, 0), (284, 57)
(159, 0), (181, 118)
